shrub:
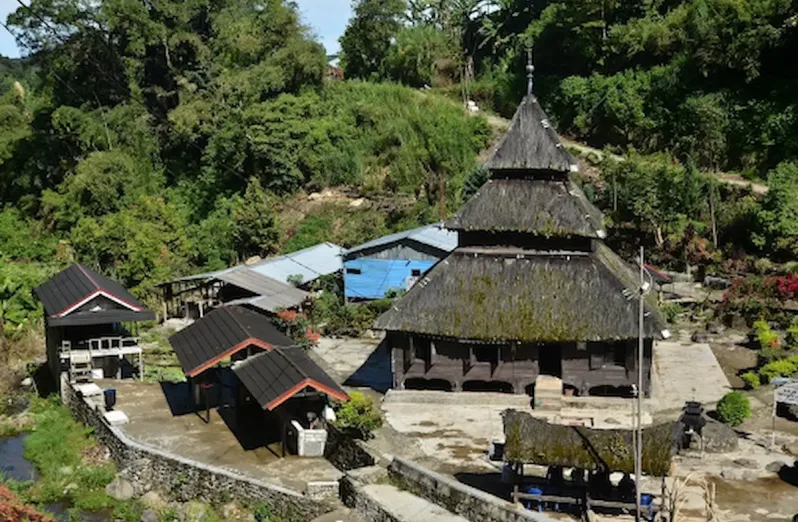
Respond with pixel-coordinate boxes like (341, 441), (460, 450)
(660, 303), (684, 323)
(787, 321), (798, 349)
(716, 391), (751, 427)
(740, 371), (761, 390)
(753, 319), (780, 350)
(334, 391), (383, 440)
(758, 359), (798, 384)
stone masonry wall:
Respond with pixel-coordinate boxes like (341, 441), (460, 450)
(388, 457), (557, 522)
(62, 380), (328, 521)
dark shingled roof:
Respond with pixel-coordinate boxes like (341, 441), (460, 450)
(445, 178), (604, 237)
(34, 264), (150, 319)
(485, 95), (576, 172)
(169, 305), (294, 376)
(373, 244), (665, 342)
(503, 409), (678, 475)
(233, 348), (348, 410)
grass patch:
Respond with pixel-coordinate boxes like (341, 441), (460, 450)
(20, 396), (118, 507)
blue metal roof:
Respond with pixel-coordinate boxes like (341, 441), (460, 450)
(249, 242), (343, 286)
(345, 224), (457, 257)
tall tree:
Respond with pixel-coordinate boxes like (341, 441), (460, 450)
(339, 0), (407, 79)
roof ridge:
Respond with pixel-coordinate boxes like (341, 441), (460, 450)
(76, 264), (101, 291)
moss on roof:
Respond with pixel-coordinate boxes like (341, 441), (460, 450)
(502, 410), (677, 476)
(374, 248), (665, 342)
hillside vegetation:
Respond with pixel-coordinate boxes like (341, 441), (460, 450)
(0, 0), (491, 340)
(2, 0), (798, 349)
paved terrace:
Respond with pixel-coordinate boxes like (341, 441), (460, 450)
(99, 380), (343, 493)
(310, 335), (731, 473)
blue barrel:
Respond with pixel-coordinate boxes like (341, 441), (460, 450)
(104, 388), (117, 411)
(641, 493), (653, 506)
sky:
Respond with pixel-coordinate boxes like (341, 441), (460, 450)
(0, 0), (352, 58)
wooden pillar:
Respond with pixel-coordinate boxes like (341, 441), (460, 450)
(512, 461), (519, 504)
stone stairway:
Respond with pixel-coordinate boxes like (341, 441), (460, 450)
(342, 466), (469, 522)
(360, 484), (470, 522)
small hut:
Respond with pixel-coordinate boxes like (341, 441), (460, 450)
(34, 264), (155, 386)
(503, 409), (678, 513)
(168, 305), (349, 456)
(343, 224), (457, 300)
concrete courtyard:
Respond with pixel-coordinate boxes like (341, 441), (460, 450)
(100, 379), (343, 494)
(310, 334), (733, 472)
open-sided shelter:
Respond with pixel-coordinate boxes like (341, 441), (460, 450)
(159, 265), (309, 320)
(34, 264), (155, 385)
(375, 95), (666, 398)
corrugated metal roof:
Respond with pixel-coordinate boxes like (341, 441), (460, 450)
(249, 242), (343, 285)
(223, 292), (308, 313)
(160, 242), (343, 286)
(216, 267), (309, 309)
(345, 224), (457, 257)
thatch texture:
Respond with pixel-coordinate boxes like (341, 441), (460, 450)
(502, 410), (677, 476)
(485, 96), (576, 172)
(445, 178), (604, 237)
(374, 248), (666, 342)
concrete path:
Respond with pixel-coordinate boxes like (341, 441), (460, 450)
(361, 484), (470, 522)
(652, 332), (731, 412)
(313, 337), (391, 392)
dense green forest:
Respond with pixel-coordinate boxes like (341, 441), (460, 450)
(2, 0), (798, 344)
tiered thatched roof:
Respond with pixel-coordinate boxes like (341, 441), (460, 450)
(502, 410), (678, 476)
(373, 245), (665, 342)
(445, 178), (604, 237)
(485, 96), (576, 173)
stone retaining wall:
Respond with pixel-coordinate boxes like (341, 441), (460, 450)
(62, 380), (328, 521)
(388, 457), (557, 522)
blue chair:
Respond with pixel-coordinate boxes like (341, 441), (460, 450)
(641, 493), (654, 521)
(522, 485), (543, 512)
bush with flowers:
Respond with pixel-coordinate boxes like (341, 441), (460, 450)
(273, 309), (321, 348)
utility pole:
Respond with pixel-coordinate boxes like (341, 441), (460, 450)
(636, 246), (645, 522)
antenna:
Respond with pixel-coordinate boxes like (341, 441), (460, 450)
(526, 47), (535, 95)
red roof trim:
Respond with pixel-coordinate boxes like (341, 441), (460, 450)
(186, 338), (273, 377)
(54, 290), (144, 318)
(264, 378), (349, 411)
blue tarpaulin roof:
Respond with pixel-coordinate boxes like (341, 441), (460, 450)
(345, 224), (457, 257)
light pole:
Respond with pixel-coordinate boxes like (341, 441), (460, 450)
(636, 246), (650, 522)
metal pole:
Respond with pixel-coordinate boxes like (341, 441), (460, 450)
(772, 388), (777, 449)
(636, 246), (644, 522)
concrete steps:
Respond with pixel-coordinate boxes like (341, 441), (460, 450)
(360, 484), (469, 522)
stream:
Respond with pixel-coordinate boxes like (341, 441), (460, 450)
(0, 435), (111, 522)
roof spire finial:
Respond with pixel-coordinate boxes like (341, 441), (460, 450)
(526, 47), (534, 96)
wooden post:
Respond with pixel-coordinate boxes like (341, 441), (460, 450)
(513, 462), (520, 504)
